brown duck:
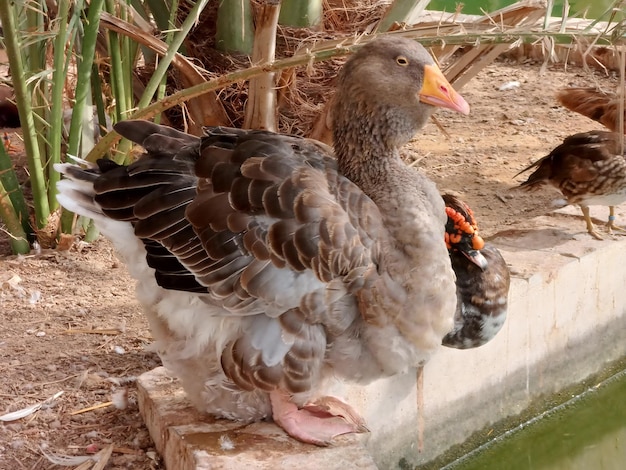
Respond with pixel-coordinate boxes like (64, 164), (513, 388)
(55, 36), (470, 446)
(516, 86), (626, 239)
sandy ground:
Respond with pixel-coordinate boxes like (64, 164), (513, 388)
(0, 56), (621, 469)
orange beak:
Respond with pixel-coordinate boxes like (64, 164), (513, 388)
(419, 64), (470, 115)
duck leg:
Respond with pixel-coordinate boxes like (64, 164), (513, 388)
(269, 390), (368, 446)
(581, 206), (603, 240)
(607, 206), (626, 235)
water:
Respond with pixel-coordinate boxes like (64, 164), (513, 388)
(428, 0), (623, 20)
(443, 369), (626, 470)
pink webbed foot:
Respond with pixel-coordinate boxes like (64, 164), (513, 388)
(269, 391), (369, 446)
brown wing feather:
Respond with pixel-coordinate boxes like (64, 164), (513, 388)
(557, 87), (625, 133)
(104, 120), (390, 395)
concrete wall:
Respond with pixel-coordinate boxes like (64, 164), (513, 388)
(327, 207), (626, 469)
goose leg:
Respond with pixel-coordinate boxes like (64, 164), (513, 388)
(581, 206), (603, 240)
(269, 390), (368, 446)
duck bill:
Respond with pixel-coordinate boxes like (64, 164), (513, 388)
(463, 250), (488, 270)
(419, 64), (470, 115)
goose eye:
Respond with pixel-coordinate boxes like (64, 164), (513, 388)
(396, 56), (409, 66)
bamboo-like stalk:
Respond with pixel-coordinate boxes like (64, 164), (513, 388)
(144, 0), (174, 33)
(0, 142), (31, 239)
(48, 0), (72, 211)
(0, 182), (30, 254)
(103, 0), (137, 165)
(215, 0), (255, 54)
(135, 0), (210, 110)
(66, 0), (106, 160)
(154, 0), (179, 125)
(377, 0), (432, 32)
(243, 0), (281, 130)
(0, 1), (50, 230)
(91, 63), (109, 140)
(60, 0), (106, 235)
(25, 0), (48, 168)
(100, 4), (230, 131)
(106, 0), (130, 125)
(278, 0), (321, 27)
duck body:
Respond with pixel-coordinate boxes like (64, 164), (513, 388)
(516, 130), (626, 239)
(441, 194), (510, 349)
(444, 245), (510, 349)
(56, 36), (470, 445)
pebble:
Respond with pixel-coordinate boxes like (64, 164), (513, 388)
(10, 439), (25, 449)
(49, 420), (61, 429)
(498, 80), (521, 91)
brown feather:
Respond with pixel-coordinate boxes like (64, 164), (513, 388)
(557, 87), (625, 133)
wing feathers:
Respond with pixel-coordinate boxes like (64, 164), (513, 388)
(65, 120), (393, 396)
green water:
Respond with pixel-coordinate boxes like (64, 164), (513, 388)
(444, 369), (626, 470)
(429, 0), (623, 20)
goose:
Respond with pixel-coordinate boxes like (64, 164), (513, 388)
(55, 36), (470, 446)
(442, 194), (510, 349)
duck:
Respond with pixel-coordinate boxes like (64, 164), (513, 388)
(0, 84), (20, 129)
(556, 86), (625, 133)
(516, 131), (626, 240)
(515, 84), (626, 239)
(441, 194), (510, 349)
(55, 36), (470, 446)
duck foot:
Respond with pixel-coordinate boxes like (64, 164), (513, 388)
(269, 391), (369, 446)
(607, 207), (626, 236)
(582, 206), (605, 240)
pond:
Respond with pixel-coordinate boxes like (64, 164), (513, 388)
(428, 0), (624, 20)
(442, 368), (626, 470)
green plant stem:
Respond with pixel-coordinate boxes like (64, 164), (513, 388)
(143, 0), (173, 32)
(0, 1), (50, 230)
(136, 0), (210, 110)
(377, 0), (432, 32)
(279, 0), (321, 27)
(0, 141), (31, 238)
(215, 0), (254, 54)
(106, 0), (129, 124)
(26, 0), (48, 166)
(0, 182), (30, 254)
(67, 0), (106, 159)
(91, 63), (109, 139)
(48, 0), (72, 211)
(154, 0), (180, 125)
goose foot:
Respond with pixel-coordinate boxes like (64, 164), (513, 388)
(270, 391), (368, 446)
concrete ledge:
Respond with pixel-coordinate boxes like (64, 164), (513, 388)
(137, 204), (626, 469)
(137, 367), (377, 470)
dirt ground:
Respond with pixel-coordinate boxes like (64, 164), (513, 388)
(0, 56), (621, 469)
